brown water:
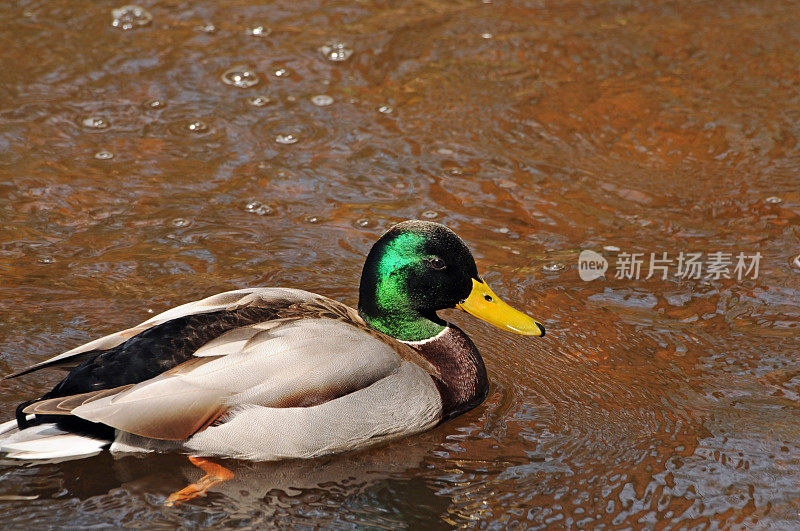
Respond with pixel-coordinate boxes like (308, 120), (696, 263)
(1, 0), (799, 528)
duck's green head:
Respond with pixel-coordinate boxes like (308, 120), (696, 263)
(358, 220), (545, 342)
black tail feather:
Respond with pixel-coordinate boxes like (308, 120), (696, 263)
(15, 400), (36, 429)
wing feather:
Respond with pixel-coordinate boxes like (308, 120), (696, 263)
(72, 379), (228, 440)
(24, 318), (407, 441)
(4, 288), (316, 379)
(23, 385), (136, 415)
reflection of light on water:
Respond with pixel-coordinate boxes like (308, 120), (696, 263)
(186, 120), (209, 133)
(244, 201), (275, 216)
(247, 26), (270, 37)
(311, 95), (334, 107)
(82, 116), (108, 129)
(319, 42), (354, 62)
(220, 65), (260, 89)
(170, 218), (191, 228)
(111, 5), (152, 30)
(247, 95), (271, 107)
(275, 133), (298, 145)
(355, 218), (376, 228)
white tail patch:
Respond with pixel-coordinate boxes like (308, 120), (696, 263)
(0, 419), (18, 436)
(0, 422), (107, 461)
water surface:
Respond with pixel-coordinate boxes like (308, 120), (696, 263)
(1, 0), (799, 528)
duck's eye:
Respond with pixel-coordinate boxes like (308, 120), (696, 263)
(424, 257), (446, 270)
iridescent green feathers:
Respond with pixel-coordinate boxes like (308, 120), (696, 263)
(357, 221), (479, 342)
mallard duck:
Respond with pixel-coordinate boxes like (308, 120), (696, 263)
(0, 220), (543, 504)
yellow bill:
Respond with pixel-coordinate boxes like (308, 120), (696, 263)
(456, 278), (545, 336)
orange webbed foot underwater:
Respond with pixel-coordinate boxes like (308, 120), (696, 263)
(164, 456), (234, 507)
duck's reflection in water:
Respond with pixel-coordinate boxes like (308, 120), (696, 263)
(57, 435), (446, 520)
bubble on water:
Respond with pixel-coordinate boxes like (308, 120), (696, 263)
(437, 148), (454, 155)
(146, 308), (154, 314)
(378, 105), (394, 114)
(603, 245), (621, 252)
(186, 120), (209, 133)
(248, 25), (270, 37)
(793, 254), (800, 270)
(221, 65), (260, 88)
(304, 215), (322, 224)
(497, 227), (509, 234)
(481, 33), (493, 39)
(448, 168), (463, 175)
(111, 5), (153, 30)
(765, 196), (783, 204)
(543, 263), (565, 272)
(275, 133), (298, 145)
(245, 201), (276, 216)
(37, 256), (56, 264)
(23, 10), (34, 18)
(421, 210), (439, 219)
(319, 42), (353, 62)
(311, 94), (334, 107)
(248, 95), (271, 107)
(286, 95), (297, 102)
(274, 68), (290, 77)
(145, 99), (165, 109)
(171, 218), (191, 227)
(94, 150), (114, 160)
(196, 23), (216, 33)
(82, 116), (109, 129)
(355, 218), (376, 229)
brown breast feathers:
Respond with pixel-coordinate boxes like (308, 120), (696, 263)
(407, 326), (489, 422)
